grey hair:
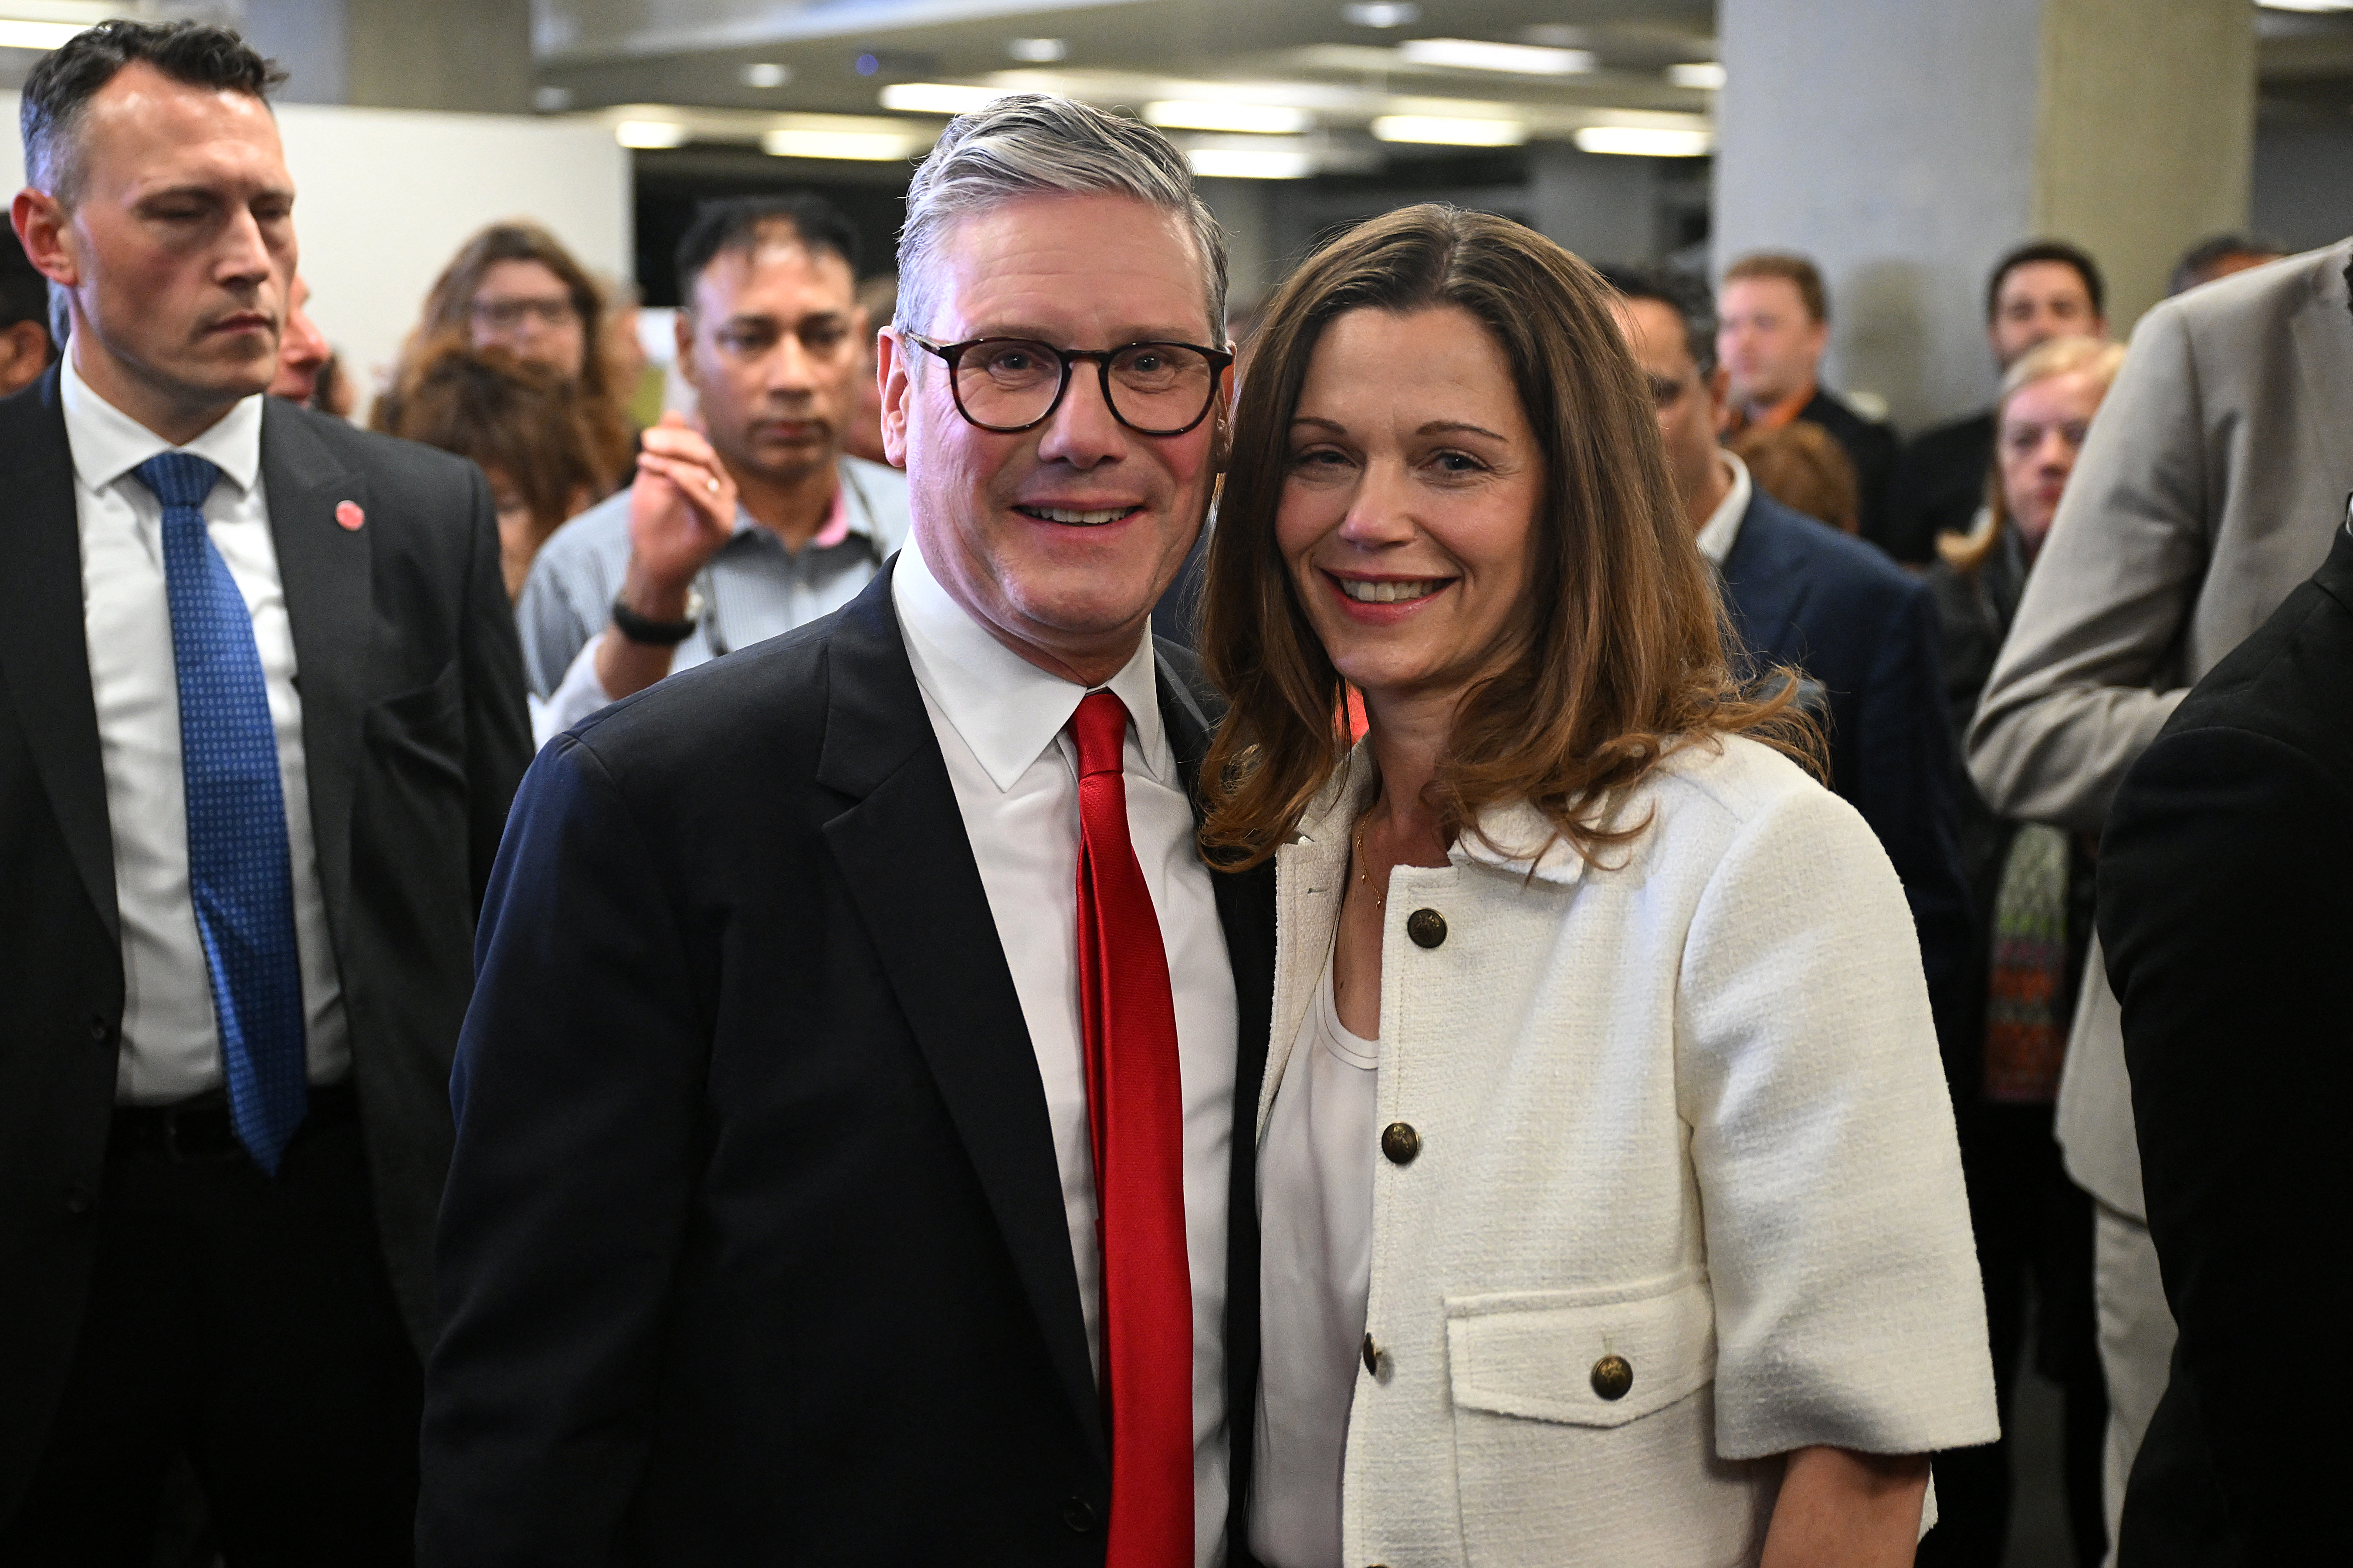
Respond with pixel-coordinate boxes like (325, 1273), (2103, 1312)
(896, 94), (1227, 344)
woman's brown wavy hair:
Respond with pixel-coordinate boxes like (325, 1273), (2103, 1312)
(1198, 204), (1817, 871)
(373, 221), (633, 489)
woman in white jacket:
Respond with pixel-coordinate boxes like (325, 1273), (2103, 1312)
(1197, 206), (1998, 1568)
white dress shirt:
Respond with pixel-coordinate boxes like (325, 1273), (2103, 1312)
(65, 354), (349, 1104)
(1696, 447), (1754, 566)
(1252, 944), (1381, 1568)
(892, 536), (1238, 1568)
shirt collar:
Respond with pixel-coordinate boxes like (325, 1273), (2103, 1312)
(1695, 448), (1753, 565)
(891, 528), (1166, 792)
(60, 350), (264, 497)
(725, 463), (874, 550)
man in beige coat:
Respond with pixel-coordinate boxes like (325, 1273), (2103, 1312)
(1967, 236), (2353, 1563)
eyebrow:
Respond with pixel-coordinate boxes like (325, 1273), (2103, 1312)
(1289, 415), (1513, 442)
(967, 324), (1209, 345)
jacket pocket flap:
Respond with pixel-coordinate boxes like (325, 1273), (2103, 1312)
(1445, 1273), (1716, 1429)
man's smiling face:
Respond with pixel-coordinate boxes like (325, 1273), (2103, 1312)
(880, 190), (1226, 682)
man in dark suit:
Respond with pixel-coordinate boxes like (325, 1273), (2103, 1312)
(2095, 518), (2353, 1566)
(1888, 241), (2107, 565)
(1716, 251), (1904, 553)
(0, 20), (530, 1561)
(1612, 268), (1971, 1067)
(420, 95), (1273, 1566)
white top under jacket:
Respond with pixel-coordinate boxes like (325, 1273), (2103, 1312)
(891, 536), (1238, 1568)
(1259, 734), (1999, 1568)
(64, 354), (349, 1104)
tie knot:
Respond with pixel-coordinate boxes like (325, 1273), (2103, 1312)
(132, 451), (224, 512)
(1070, 689), (1130, 778)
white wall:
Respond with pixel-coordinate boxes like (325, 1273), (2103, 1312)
(0, 96), (630, 410)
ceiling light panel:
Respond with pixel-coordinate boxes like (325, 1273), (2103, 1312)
(615, 119), (691, 149)
(1397, 37), (1596, 75)
(741, 62), (790, 88)
(763, 127), (926, 161)
(1574, 125), (1713, 157)
(1342, 1), (1419, 24)
(1371, 114), (1526, 146)
(1145, 101), (1312, 134)
(1667, 62), (1726, 90)
(879, 82), (1013, 114)
(0, 18), (86, 50)
(1188, 147), (1315, 179)
(1008, 37), (1069, 61)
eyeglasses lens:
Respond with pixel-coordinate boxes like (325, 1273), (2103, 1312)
(954, 340), (1215, 433)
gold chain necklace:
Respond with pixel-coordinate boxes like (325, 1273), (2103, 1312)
(1352, 818), (1385, 911)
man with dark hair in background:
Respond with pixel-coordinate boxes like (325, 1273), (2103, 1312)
(2167, 232), (2285, 297)
(0, 225), (54, 397)
(1610, 262), (1971, 1110)
(1890, 240), (2107, 565)
(0, 19), (531, 1558)
(518, 193), (911, 729)
(1716, 250), (1902, 553)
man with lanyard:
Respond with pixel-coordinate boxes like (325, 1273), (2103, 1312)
(520, 193), (909, 732)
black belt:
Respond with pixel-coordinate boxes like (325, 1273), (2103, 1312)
(111, 1080), (359, 1161)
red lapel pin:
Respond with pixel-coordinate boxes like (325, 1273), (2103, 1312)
(335, 500), (365, 531)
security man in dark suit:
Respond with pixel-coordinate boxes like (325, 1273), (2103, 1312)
(1611, 267), (1972, 1076)
(0, 22), (530, 1558)
(2097, 517), (2353, 1567)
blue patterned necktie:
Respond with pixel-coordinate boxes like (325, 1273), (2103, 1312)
(134, 452), (308, 1173)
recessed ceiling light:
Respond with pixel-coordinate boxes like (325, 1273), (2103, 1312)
(1008, 37), (1068, 61)
(1667, 62), (1726, 90)
(879, 82), (1014, 115)
(1188, 147), (1315, 179)
(2259, 0), (2353, 11)
(1371, 114), (1527, 146)
(1397, 37), (1597, 75)
(763, 128), (925, 161)
(1574, 125), (1713, 157)
(742, 62), (790, 88)
(615, 120), (691, 149)
(1342, 1), (1420, 25)
(0, 18), (85, 50)
(1145, 101), (1313, 135)
(532, 85), (575, 112)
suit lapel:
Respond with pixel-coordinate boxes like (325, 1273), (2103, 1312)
(816, 565), (1107, 1470)
(259, 399), (371, 965)
(0, 370), (118, 944)
(2289, 243), (2353, 504)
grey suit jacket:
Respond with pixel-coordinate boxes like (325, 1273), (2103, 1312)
(1966, 238), (2353, 1215)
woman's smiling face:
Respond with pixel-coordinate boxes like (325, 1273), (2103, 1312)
(1275, 304), (1544, 710)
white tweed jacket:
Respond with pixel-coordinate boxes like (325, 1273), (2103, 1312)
(1259, 735), (1998, 1566)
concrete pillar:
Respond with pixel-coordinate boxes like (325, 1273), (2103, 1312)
(238, 0), (535, 115)
(1713, 0), (2253, 430)
(1529, 143), (1660, 271)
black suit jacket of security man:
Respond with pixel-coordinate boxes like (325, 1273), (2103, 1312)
(1717, 487), (1975, 1081)
(419, 561), (1277, 1565)
(2099, 521), (2353, 1568)
(0, 366), (533, 1516)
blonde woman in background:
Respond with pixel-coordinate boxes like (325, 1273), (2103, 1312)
(1926, 334), (2126, 1568)
(1200, 203), (1997, 1568)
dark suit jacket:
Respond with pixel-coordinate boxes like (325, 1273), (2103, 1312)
(0, 368), (532, 1517)
(1889, 408), (1994, 567)
(419, 562), (1276, 1565)
(1796, 387), (1902, 554)
(1719, 489), (1973, 1072)
(2097, 524), (2353, 1567)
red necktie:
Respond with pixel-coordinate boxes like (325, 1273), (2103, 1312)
(1069, 689), (1194, 1567)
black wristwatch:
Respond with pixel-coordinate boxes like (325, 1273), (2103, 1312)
(610, 588), (703, 647)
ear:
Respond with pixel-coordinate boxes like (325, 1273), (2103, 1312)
(13, 189), (78, 290)
(671, 308), (699, 395)
(877, 326), (912, 470)
(1705, 362), (1730, 413)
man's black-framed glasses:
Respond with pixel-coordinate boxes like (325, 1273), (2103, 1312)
(905, 332), (1234, 436)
